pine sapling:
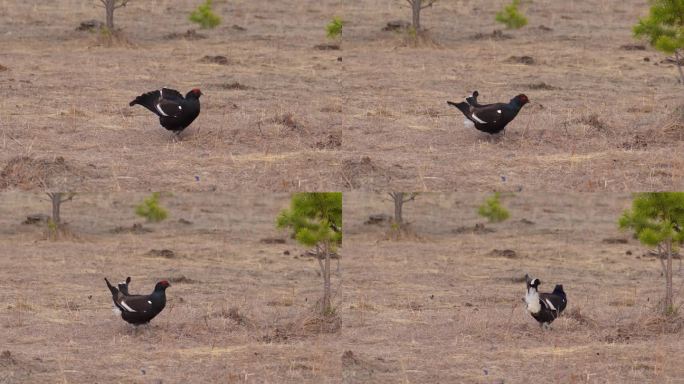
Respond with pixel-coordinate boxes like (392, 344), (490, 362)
(619, 192), (684, 315)
(478, 192), (511, 223)
(326, 17), (344, 41)
(633, 0), (684, 84)
(277, 193), (342, 317)
(135, 192), (168, 223)
(189, 0), (221, 29)
(495, 0), (528, 29)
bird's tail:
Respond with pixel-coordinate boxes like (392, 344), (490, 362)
(118, 277), (131, 296)
(465, 90), (479, 106)
(447, 101), (471, 117)
(104, 278), (118, 296)
(552, 284), (565, 296)
(129, 91), (160, 115)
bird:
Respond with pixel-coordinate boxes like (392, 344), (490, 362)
(447, 91), (529, 134)
(105, 279), (170, 325)
(129, 87), (202, 135)
(524, 274), (567, 329)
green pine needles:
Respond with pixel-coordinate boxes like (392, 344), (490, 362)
(277, 193), (342, 248)
(633, 0), (684, 84)
(189, 0), (221, 29)
(326, 17), (344, 40)
(495, 0), (528, 29)
(478, 192), (510, 223)
(135, 192), (168, 223)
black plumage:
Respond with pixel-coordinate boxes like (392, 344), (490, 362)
(130, 87), (202, 134)
(447, 91), (529, 134)
(105, 279), (170, 325)
(524, 274), (567, 329)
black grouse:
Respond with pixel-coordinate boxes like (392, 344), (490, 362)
(105, 279), (170, 325)
(447, 91), (529, 134)
(129, 87), (202, 135)
(524, 274), (567, 329)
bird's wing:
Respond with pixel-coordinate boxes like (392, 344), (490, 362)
(470, 104), (508, 124)
(116, 294), (154, 313)
(538, 293), (564, 314)
(160, 87), (184, 100)
(155, 99), (184, 118)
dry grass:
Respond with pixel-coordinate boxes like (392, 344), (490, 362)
(0, 0), (344, 192)
(0, 193), (348, 383)
(342, 192), (684, 382)
(341, 0), (684, 191)
(0, 1), (682, 191)
(1, 192), (684, 382)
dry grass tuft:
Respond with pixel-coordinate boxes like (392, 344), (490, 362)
(313, 133), (342, 150)
(145, 249), (176, 258)
(0, 156), (76, 190)
(164, 29), (207, 40)
(271, 113), (302, 130)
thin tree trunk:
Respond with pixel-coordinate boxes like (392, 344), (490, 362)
(411, 0), (421, 31)
(393, 192), (404, 227)
(49, 193), (62, 226)
(105, 0), (115, 30)
(319, 242), (332, 316)
(675, 49), (684, 86)
(665, 239), (674, 313)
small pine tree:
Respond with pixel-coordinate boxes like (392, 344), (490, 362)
(277, 193), (342, 316)
(495, 0), (528, 29)
(619, 192), (684, 315)
(189, 0), (221, 29)
(478, 192), (510, 223)
(326, 17), (344, 40)
(633, 0), (684, 84)
(135, 192), (168, 223)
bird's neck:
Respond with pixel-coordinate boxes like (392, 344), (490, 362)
(509, 100), (523, 111)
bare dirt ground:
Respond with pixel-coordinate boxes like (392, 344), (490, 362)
(0, 1), (345, 192)
(341, 0), (684, 191)
(2, 192), (683, 383)
(343, 192), (684, 382)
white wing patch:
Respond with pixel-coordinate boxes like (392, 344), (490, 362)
(120, 300), (137, 312)
(178, 106), (182, 110)
(147, 300), (152, 304)
(544, 299), (557, 311)
(497, 110), (502, 114)
(471, 113), (487, 124)
(155, 103), (169, 117)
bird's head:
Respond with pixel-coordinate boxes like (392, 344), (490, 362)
(155, 280), (171, 291)
(528, 278), (541, 289)
(187, 88), (203, 99)
(514, 94), (529, 106)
